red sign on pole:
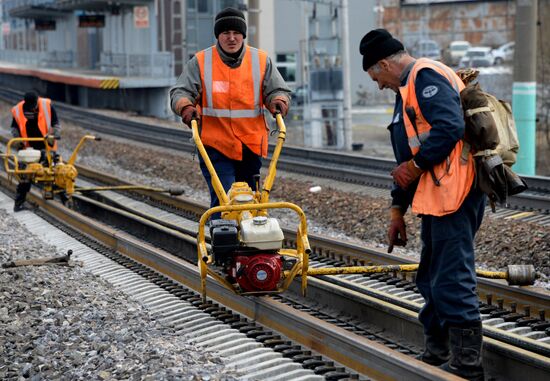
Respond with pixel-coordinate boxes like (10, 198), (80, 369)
(134, 6), (149, 29)
(2, 23), (10, 36)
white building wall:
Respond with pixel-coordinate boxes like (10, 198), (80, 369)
(45, 14), (76, 53)
(258, 0), (274, 56)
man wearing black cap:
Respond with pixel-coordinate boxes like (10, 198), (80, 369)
(359, 29), (486, 381)
(10, 91), (61, 211)
(170, 7), (291, 217)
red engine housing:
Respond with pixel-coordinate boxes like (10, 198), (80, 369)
(231, 253), (283, 292)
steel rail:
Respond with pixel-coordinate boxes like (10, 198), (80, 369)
(0, 175), (463, 381)
(0, 88), (549, 212)
(74, 164), (550, 317)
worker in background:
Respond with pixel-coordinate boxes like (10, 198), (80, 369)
(359, 29), (485, 381)
(10, 91), (60, 212)
(169, 7), (291, 218)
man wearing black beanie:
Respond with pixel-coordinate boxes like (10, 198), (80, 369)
(170, 7), (291, 218)
(359, 29), (485, 381)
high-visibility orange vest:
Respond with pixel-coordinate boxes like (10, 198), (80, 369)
(398, 58), (475, 216)
(196, 45), (268, 161)
(11, 97), (57, 150)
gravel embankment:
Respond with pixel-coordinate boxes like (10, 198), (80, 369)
(0, 206), (238, 380)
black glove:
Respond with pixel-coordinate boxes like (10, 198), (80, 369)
(13, 141), (25, 151)
(45, 135), (56, 147)
(477, 155), (507, 205)
(268, 99), (289, 117)
(181, 105), (199, 127)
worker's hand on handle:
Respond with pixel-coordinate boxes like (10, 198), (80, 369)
(13, 141), (25, 151)
(45, 135), (56, 147)
(268, 99), (288, 118)
(387, 207), (407, 253)
(391, 159), (423, 190)
(181, 105), (200, 128)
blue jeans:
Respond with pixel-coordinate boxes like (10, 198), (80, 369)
(416, 185), (486, 333)
(199, 145), (262, 219)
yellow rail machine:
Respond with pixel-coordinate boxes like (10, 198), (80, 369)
(2, 135), (183, 206)
(193, 115), (537, 302)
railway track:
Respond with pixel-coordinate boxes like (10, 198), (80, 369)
(1, 166), (548, 380)
(1, 88), (549, 213)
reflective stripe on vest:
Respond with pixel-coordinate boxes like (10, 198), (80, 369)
(409, 131), (430, 149)
(202, 47), (262, 118)
(41, 98), (51, 132)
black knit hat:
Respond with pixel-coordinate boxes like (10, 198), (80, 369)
(23, 91), (38, 112)
(359, 29), (404, 71)
(214, 7), (247, 39)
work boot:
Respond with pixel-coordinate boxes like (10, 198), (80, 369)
(440, 321), (485, 381)
(416, 331), (450, 366)
(13, 200), (28, 212)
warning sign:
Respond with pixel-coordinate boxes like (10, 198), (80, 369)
(2, 23), (11, 36)
(134, 6), (149, 29)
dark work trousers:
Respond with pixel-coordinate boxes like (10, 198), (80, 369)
(416, 185), (486, 334)
(14, 151), (56, 209)
(15, 179), (32, 207)
(199, 145), (262, 219)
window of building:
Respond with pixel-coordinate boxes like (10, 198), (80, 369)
(198, 0), (210, 13)
(276, 52), (297, 85)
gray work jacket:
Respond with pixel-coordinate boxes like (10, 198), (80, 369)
(169, 43), (291, 115)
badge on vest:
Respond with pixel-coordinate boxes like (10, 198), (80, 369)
(213, 81), (230, 93)
(422, 85), (439, 98)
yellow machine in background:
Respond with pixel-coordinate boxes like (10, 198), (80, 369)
(1, 135), (183, 205)
(193, 115), (537, 302)
(2, 135), (98, 203)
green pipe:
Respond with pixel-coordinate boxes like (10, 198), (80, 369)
(512, 81), (537, 175)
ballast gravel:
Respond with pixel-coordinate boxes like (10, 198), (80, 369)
(0, 208), (238, 381)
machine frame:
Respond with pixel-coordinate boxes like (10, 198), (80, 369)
(193, 115), (536, 302)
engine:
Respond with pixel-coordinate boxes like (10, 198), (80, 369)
(232, 253), (282, 292)
(210, 216), (284, 293)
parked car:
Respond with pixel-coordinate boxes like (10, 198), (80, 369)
(459, 47), (494, 68)
(492, 42), (514, 65)
(443, 40), (471, 66)
(411, 39), (441, 61)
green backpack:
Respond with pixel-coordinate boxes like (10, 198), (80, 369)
(457, 69), (527, 211)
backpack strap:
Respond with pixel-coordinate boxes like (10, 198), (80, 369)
(473, 149), (499, 157)
(464, 105), (494, 117)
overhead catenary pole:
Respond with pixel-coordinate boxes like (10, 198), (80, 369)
(512, 0), (538, 175)
(248, 0), (260, 48)
(340, 0), (352, 151)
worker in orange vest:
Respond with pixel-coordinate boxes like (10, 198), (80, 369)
(10, 91), (61, 212)
(170, 7), (291, 218)
(359, 30), (485, 381)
